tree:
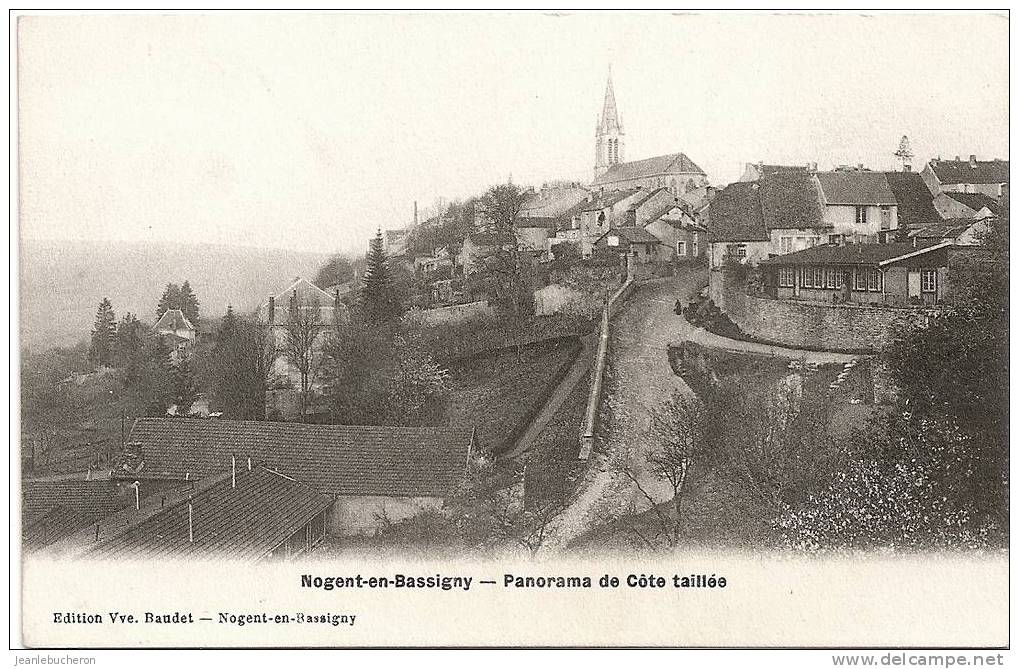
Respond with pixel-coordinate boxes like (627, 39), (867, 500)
(361, 229), (404, 324)
(179, 280), (200, 327)
(170, 356), (198, 416)
(550, 241), (582, 265)
(314, 254), (356, 289)
(281, 296), (327, 419)
(89, 298), (117, 368)
(893, 135), (914, 171)
(615, 393), (707, 550)
(157, 283), (182, 320)
(479, 182), (528, 232)
(114, 312), (145, 385)
(212, 307), (276, 420)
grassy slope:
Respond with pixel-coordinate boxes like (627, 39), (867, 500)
(434, 339), (581, 456)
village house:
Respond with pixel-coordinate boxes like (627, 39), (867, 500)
(758, 241), (953, 307)
(932, 191), (1002, 220)
(738, 162), (812, 182)
(257, 277), (351, 419)
(113, 418), (475, 537)
(457, 231), (517, 274)
(909, 216), (996, 248)
(592, 226), (662, 264)
(635, 189), (708, 261)
(882, 170), (943, 231)
(578, 188), (653, 257)
(153, 309), (196, 361)
(815, 171), (900, 243)
(515, 184), (589, 254)
(920, 155), (1009, 198)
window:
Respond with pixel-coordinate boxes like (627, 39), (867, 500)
(829, 234), (844, 245)
(779, 236), (794, 254)
(692, 242), (699, 256)
(921, 268), (938, 293)
(854, 268), (868, 291)
(867, 269), (883, 292)
(736, 246), (747, 259)
(779, 267), (794, 287)
(826, 268), (843, 289)
(676, 241), (687, 256)
(802, 266), (824, 288)
(805, 236), (822, 248)
(855, 206), (869, 226)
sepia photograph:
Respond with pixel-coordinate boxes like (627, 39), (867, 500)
(10, 8), (1011, 657)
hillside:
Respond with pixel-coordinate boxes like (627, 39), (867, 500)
(19, 238), (333, 353)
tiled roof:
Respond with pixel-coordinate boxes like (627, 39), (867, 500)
(582, 188), (642, 212)
(519, 187), (589, 218)
(592, 153), (706, 186)
(153, 309), (194, 334)
(597, 227), (661, 245)
(883, 171), (941, 229)
(121, 418), (474, 498)
(707, 172), (825, 243)
(86, 467), (334, 562)
(760, 171), (826, 230)
(816, 171), (897, 205)
(23, 479), (131, 527)
(759, 242), (939, 267)
(930, 159), (1009, 185)
(909, 218), (989, 239)
(944, 191), (1001, 214)
(706, 181), (767, 242)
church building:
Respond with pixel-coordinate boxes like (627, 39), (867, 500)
(590, 70), (709, 195)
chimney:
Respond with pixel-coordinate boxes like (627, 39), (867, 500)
(231, 454), (236, 489)
(267, 295), (275, 324)
(247, 456), (252, 471)
(904, 164), (912, 172)
(969, 154), (977, 168)
(811, 162), (818, 172)
(188, 501), (194, 543)
(131, 481), (140, 510)
(955, 155), (961, 161)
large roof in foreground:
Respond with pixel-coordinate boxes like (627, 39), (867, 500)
(707, 172), (825, 243)
(592, 152), (705, 186)
(121, 418), (474, 498)
(87, 467), (333, 562)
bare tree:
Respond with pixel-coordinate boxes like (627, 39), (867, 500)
(616, 392), (706, 550)
(280, 296), (328, 419)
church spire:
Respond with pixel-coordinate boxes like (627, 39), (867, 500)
(594, 65), (625, 179)
(599, 65), (622, 134)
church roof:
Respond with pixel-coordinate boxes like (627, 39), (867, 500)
(592, 153), (706, 186)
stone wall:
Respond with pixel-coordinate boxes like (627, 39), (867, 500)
(718, 274), (927, 353)
(403, 300), (496, 326)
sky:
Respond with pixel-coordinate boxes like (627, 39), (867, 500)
(18, 11), (1009, 255)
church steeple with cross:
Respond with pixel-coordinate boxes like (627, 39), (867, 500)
(594, 66), (625, 178)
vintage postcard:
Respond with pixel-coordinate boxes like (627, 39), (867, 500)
(12, 9), (1010, 655)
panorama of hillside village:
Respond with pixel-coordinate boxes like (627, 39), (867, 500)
(21, 65), (1008, 563)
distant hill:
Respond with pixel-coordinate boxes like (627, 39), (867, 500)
(19, 239), (334, 353)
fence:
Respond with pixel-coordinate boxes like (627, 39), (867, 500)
(578, 257), (636, 460)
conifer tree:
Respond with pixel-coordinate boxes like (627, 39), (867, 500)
(179, 280), (200, 326)
(89, 298), (117, 368)
(157, 283), (182, 320)
(361, 229), (403, 324)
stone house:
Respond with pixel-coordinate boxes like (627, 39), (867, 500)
(814, 171), (900, 243)
(257, 278), (351, 418)
(114, 418), (475, 537)
(153, 309), (196, 361)
(920, 155), (1009, 199)
(592, 226), (662, 264)
(578, 188), (653, 257)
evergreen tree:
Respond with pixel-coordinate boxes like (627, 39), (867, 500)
(171, 357), (198, 416)
(157, 283), (182, 320)
(114, 312), (145, 384)
(89, 298), (117, 368)
(361, 229), (403, 324)
(179, 280), (200, 326)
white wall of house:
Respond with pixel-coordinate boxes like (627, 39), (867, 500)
(821, 204), (898, 237)
(326, 495), (444, 535)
